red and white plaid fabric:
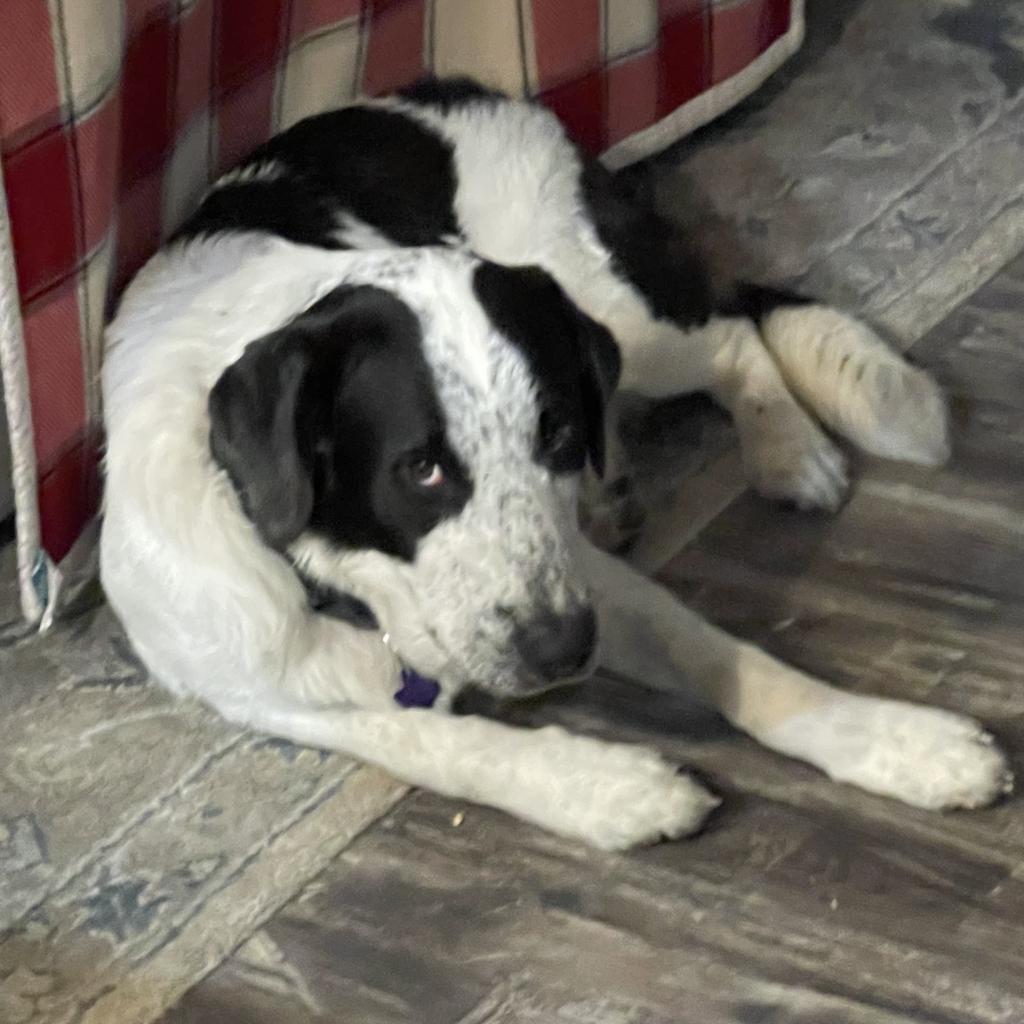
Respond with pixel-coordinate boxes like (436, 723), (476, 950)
(0, 0), (801, 624)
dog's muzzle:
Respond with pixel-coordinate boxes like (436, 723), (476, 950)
(512, 604), (598, 687)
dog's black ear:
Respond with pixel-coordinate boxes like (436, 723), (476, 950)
(571, 306), (620, 478)
(210, 284), (422, 549)
(209, 331), (314, 549)
(473, 261), (622, 478)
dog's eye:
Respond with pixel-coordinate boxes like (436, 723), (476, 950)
(411, 458), (445, 487)
(546, 422), (576, 453)
(539, 409), (577, 455)
(395, 448), (449, 489)
(538, 407), (585, 474)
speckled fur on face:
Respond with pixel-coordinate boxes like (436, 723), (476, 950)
(293, 253), (591, 694)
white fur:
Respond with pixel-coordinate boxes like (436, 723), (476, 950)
(242, 701), (719, 850)
(212, 159), (286, 188)
(104, 240), (585, 697)
(332, 212), (400, 250)
(101, 94), (1008, 850)
(582, 543), (1012, 812)
(289, 250), (591, 693)
(618, 314), (850, 510)
(103, 239), (713, 850)
(763, 694), (1011, 810)
(396, 97), (946, 505)
(395, 98), (670, 361)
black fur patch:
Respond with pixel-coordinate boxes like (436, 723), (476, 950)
(579, 158), (713, 329)
(719, 281), (813, 322)
(179, 106), (461, 248)
(175, 176), (344, 249)
(472, 262), (620, 477)
(295, 566), (380, 629)
(209, 285), (472, 560)
(397, 75), (507, 110)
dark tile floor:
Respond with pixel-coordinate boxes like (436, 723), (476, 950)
(160, 246), (1024, 1023)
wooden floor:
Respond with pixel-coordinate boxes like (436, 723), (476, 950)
(161, 257), (1024, 1023)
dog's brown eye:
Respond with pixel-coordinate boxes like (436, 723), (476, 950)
(538, 407), (585, 474)
(548, 422), (576, 453)
(412, 459), (445, 487)
(540, 409), (576, 454)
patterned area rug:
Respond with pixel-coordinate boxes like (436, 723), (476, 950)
(3, 1), (1024, 1021)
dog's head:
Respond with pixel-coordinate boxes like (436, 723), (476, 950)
(208, 251), (619, 696)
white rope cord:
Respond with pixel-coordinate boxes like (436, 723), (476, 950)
(0, 155), (46, 624)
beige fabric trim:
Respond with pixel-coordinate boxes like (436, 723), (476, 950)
(0, 155), (45, 625)
(429, 0), (532, 95)
(605, 0), (659, 63)
(279, 21), (363, 130)
(600, 0), (806, 170)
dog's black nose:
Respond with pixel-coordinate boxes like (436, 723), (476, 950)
(513, 605), (598, 683)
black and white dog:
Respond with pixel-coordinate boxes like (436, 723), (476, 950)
(100, 78), (1010, 850)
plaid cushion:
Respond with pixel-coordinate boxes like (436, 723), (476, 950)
(0, 0), (798, 576)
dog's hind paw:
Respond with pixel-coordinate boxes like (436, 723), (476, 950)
(579, 473), (648, 554)
(736, 395), (849, 512)
(855, 357), (951, 466)
(760, 305), (951, 466)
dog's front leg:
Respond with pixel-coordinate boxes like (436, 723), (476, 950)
(219, 692), (717, 850)
(582, 542), (1012, 810)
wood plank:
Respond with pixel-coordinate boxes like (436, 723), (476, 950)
(165, 788), (1024, 1024)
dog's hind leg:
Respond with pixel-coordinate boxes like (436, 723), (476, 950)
(553, 163), (850, 513)
(615, 314), (850, 511)
(740, 287), (951, 466)
(583, 541), (1012, 811)
(563, 160), (946, 513)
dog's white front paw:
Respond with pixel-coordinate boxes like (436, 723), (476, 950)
(768, 694), (1012, 810)
(736, 397), (849, 512)
(586, 762), (719, 851)
(532, 729), (719, 850)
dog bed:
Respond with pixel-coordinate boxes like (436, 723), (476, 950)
(0, 0), (803, 626)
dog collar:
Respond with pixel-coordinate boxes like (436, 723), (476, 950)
(380, 630), (441, 708)
(394, 666), (442, 708)
(295, 566), (440, 708)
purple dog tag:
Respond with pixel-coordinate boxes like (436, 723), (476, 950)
(394, 667), (441, 708)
